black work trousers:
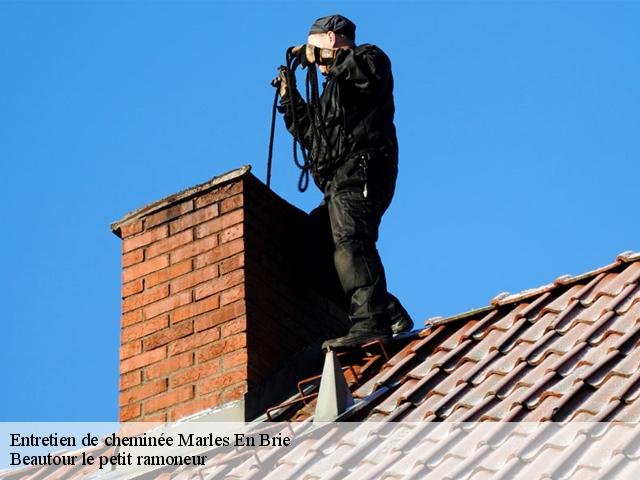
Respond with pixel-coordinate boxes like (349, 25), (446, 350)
(309, 149), (404, 335)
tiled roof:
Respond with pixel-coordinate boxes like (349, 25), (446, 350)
(352, 250), (640, 423)
(5, 251), (640, 479)
(264, 250), (640, 424)
(204, 421), (640, 480)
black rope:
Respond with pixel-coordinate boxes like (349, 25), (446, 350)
(267, 48), (331, 192)
(266, 87), (278, 189)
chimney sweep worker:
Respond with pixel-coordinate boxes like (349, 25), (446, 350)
(276, 14), (414, 351)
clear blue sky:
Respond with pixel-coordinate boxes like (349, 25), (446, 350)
(1, 2), (638, 421)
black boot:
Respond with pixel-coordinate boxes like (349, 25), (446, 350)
(322, 331), (391, 352)
(387, 293), (414, 334)
(322, 317), (391, 352)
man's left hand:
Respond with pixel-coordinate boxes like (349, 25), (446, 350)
(271, 66), (289, 98)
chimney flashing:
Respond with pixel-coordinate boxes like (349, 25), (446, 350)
(313, 351), (355, 422)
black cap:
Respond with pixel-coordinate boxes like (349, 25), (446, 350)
(309, 14), (356, 41)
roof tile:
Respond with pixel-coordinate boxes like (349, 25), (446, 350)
(576, 295), (613, 323)
(372, 378), (419, 414)
(542, 285), (587, 314)
(434, 323), (477, 352)
(17, 254), (640, 480)
(599, 262), (640, 296)
(464, 310), (500, 341)
(403, 348), (448, 379)
(582, 272), (621, 304)
(488, 304), (530, 331)
(619, 371), (640, 404)
(464, 349), (503, 385)
(614, 285), (640, 314)
(517, 312), (556, 344)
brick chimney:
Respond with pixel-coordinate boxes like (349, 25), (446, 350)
(111, 166), (349, 422)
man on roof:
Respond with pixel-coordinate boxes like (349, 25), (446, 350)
(276, 14), (413, 350)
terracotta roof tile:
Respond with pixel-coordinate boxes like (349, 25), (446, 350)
(541, 284), (586, 314)
(14, 252), (640, 480)
(462, 331), (504, 363)
(372, 378), (420, 414)
(516, 313), (554, 344)
(403, 348), (448, 379)
(614, 285), (640, 314)
(464, 349), (503, 385)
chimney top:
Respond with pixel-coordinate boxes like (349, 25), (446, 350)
(111, 165), (251, 237)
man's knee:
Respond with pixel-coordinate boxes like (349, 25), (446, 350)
(334, 239), (379, 288)
(334, 237), (376, 260)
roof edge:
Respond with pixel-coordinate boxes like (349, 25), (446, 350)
(429, 305), (494, 327)
(110, 165), (252, 235)
(427, 250), (640, 328)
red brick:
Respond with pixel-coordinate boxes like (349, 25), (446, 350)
(122, 309), (143, 328)
(193, 238), (244, 269)
(199, 368), (247, 395)
(123, 225), (168, 253)
(197, 334), (247, 363)
(145, 352), (194, 380)
(123, 255), (169, 283)
(119, 220), (143, 238)
(144, 290), (192, 319)
(221, 284), (245, 306)
(173, 295), (220, 324)
(119, 379), (166, 406)
(195, 301), (246, 332)
(170, 394), (220, 421)
(120, 340), (142, 360)
(219, 223), (243, 244)
(170, 328), (222, 356)
(142, 412), (167, 422)
(122, 285), (169, 313)
(145, 260), (193, 288)
(122, 249), (144, 268)
(221, 382), (248, 403)
(222, 349), (248, 370)
(219, 194), (243, 213)
(194, 269), (244, 301)
(120, 403), (141, 421)
(171, 361), (220, 388)
(220, 315), (247, 338)
(146, 229), (194, 259)
(195, 210), (243, 239)
(121, 316), (169, 343)
(170, 264), (219, 293)
(120, 370), (142, 390)
(195, 182), (243, 209)
(219, 253), (244, 275)
(145, 201), (194, 228)
(144, 385), (194, 413)
(142, 321), (194, 351)
(169, 204), (219, 234)
(122, 279), (144, 298)
(171, 235), (218, 263)
(121, 347), (167, 374)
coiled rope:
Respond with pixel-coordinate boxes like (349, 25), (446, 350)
(267, 48), (331, 192)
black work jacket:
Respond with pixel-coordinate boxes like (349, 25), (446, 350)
(279, 44), (398, 192)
